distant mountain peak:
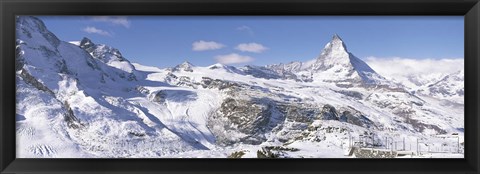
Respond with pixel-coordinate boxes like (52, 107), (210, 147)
(208, 63), (225, 69)
(208, 63), (244, 74)
(75, 37), (136, 74)
(255, 34), (388, 85)
(80, 37), (95, 49)
(173, 61), (194, 72)
(181, 61), (194, 66)
(302, 34), (390, 86)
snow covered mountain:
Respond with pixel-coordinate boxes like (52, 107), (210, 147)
(257, 35), (393, 88)
(16, 16), (201, 158)
(308, 34), (384, 85)
(207, 63), (244, 74)
(172, 61), (195, 72)
(416, 70), (464, 104)
(16, 16), (464, 158)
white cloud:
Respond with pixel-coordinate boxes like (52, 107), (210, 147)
(364, 56), (464, 87)
(365, 56), (464, 76)
(192, 40), (225, 51)
(237, 25), (254, 36)
(235, 43), (268, 53)
(83, 26), (112, 36)
(215, 53), (254, 64)
(92, 16), (131, 28)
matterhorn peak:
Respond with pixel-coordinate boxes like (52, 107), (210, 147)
(332, 33), (342, 41)
(306, 34), (387, 86)
(326, 34), (348, 52)
(312, 34), (351, 71)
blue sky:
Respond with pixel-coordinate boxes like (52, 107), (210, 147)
(38, 16), (464, 68)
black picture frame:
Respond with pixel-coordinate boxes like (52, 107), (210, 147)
(1, 0), (479, 173)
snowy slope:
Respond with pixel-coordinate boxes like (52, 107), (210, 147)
(16, 16), (464, 158)
(16, 16), (203, 157)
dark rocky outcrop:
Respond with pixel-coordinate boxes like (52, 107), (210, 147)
(15, 40), (25, 71)
(63, 101), (83, 129)
(405, 118), (447, 134)
(339, 110), (374, 128)
(19, 69), (55, 96)
(151, 90), (167, 104)
(319, 104), (339, 120)
(277, 103), (319, 123)
(335, 90), (364, 100)
(220, 98), (272, 142)
(208, 97), (280, 145)
(228, 151), (246, 158)
(257, 147), (280, 158)
(200, 77), (240, 90)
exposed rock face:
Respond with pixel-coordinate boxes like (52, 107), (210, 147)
(150, 90), (167, 104)
(278, 104), (318, 123)
(16, 40), (25, 71)
(405, 118), (447, 134)
(78, 37), (137, 81)
(208, 88), (381, 145)
(210, 97), (274, 145)
(80, 37), (127, 62)
(353, 148), (397, 158)
(220, 98), (272, 134)
(256, 147), (280, 158)
(200, 77), (240, 90)
(19, 69), (55, 96)
(63, 101), (83, 129)
(319, 104), (339, 120)
(334, 90), (364, 100)
(79, 37), (95, 50)
(339, 110), (374, 128)
(240, 65), (284, 80)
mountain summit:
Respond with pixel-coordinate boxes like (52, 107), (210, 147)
(263, 34), (388, 86)
(79, 37), (95, 49)
(312, 34), (351, 71)
(308, 34), (383, 86)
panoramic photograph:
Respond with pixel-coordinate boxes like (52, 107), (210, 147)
(15, 16), (464, 158)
